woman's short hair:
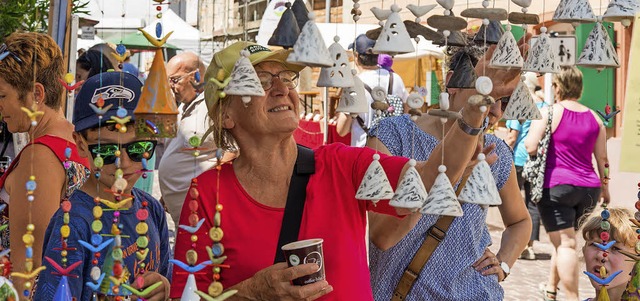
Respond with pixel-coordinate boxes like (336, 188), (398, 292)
(0, 32), (64, 110)
(356, 53), (379, 67)
(580, 207), (636, 248)
(553, 66), (583, 100)
(77, 50), (114, 78)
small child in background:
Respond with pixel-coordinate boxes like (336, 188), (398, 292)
(580, 207), (637, 301)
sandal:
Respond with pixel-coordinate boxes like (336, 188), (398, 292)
(539, 283), (557, 301)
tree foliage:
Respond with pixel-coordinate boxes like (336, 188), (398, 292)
(0, 0), (89, 42)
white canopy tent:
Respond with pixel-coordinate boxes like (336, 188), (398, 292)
(142, 9), (201, 54)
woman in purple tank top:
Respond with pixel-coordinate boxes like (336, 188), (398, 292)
(525, 67), (609, 301)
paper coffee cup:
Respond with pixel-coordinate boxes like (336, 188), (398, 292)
(281, 238), (325, 285)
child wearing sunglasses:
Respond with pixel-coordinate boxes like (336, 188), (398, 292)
(34, 72), (170, 300)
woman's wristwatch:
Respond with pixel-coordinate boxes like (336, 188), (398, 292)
(499, 261), (511, 281)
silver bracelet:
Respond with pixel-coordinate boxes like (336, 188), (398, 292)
(457, 109), (483, 136)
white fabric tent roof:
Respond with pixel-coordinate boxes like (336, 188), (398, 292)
(142, 9), (201, 54)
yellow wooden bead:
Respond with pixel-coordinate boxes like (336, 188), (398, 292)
(64, 73), (75, 84)
(190, 235), (198, 243)
(186, 250), (198, 265)
(93, 206), (103, 218)
(26, 224), (35, 232)
(60, 225), (71, 238)
(61, 250), (68, 257)
(209, 227), (224, 242)
(24, 281), (32, 289)
(208, 282), (224, 297)
(29, 176), (35, 181)
(115, 150), (121, 157)
(22, 233), (34, 245)
(136, 222), (148, 235)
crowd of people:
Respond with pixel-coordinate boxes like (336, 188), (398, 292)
(0, 29), (621, 301)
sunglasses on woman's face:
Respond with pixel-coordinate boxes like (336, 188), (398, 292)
(87, 140), (157, 165)
(499, 96), (511, 112)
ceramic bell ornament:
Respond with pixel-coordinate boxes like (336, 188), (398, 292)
(577, 18), (621, 70)
(458, 153), (502, 206)
(603, 0), (640, 27)
(523, 27), (561, 74)
(389, 159), (428, 211)
(336, 70), (369, 114)
(489, 24), (524, 69)
(291, 0), (310, 32)
(317, 36), (355, 88)
(356, 153), (395, 205)
(503, 77), (542, 121)
(268, 2), (300, 49)
(473, 20), (504, 45)
(372, 4), (415, 55)
(509, 0), (540, 24)
(287, 12), (333, 67)
(553, 0), (597, 26)
(420, 165), (463, 217)
(223, 50), (266, 105)
(461, 0), (508, 21)
(446, 52), (478, 89)
(135, 29), (179, 138)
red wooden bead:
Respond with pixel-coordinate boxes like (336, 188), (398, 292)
(142, 201), (148, 207)
(603, 252), (608, 257)
(600, 231), (610, 241)
(92, 259), (98, 265)
(189, 200), (199, 212)
(213, 273), (220, 280)
(156, 5), (162, 11)
(635, 201), (640, 211)
(61, 200), (72, 212)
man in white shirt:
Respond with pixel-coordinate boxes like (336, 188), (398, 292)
(336, 34), (408, 147)
(160, 52), (217, 223)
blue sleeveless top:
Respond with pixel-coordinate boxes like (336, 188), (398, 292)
(369, 115), (513, 301)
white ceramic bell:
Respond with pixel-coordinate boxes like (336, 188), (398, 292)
(577, 21), (621, 70)
(224, 50), (266, 104)
(356, 154), (395, 204)
(420, 166), (463, 217)
(523, 27), (560, 74)
(317, 38), (355, 88)
(389, 159), (428, 211)
(503, 78), (542, 121)
(458, 154), (501, 206)
(336, 71), (369, 114)
(553, 0), (597, 24)
(287, 13), (333, 67)
(489, 25), (524, 69)
(603, 0), (640, 26)
(373, 4), (415, 55)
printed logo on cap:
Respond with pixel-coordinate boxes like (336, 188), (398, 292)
(246, 44), (271, 55)
(90, 85), (135, 104)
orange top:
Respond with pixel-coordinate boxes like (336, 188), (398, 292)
(134, 48), (178, 115)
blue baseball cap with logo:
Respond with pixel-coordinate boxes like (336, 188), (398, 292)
(73, 71), (143, 132)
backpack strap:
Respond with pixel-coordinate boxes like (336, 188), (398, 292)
(273, 145), (316, 263)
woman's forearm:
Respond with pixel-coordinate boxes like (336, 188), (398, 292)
(496, 219), (531, 268)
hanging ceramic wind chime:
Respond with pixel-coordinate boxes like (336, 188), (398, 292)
(553, 0), (597, 27)
(317, 36), (356, 88)
(577, 16), (621, 71)
(372, 4), (415, 55)
(268, 2), (300, 49)
(287, 12), (333, 67)
(603, 0), (640, 27)
(502, 75), (543, 121)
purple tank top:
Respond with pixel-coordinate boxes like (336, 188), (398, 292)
(544, 107), (601, 188)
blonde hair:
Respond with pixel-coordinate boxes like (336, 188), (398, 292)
(580, 207), (637, 248)
(0, 32), (64, 110)
(553, 66), (583, 100)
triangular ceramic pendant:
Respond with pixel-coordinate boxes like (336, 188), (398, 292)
(603, 0), (640, 26)
(287, 13), (333, 67)
(373, 4), (415, 55)
(577, 21), (620, 71)
(523, 28), (560, 74)
(473, 20), (504, 45)
(447, 52), (478, 88)
(268, 2), (300, 48)
(489, 25), (524, 69)
(53, 276), (73, 301)
(421, 168), (463, 217)
(389, 160), (428, 211)
(317, 38), (355, 88)
(224, 50), (266, 104)
(553, 0), (597, 24)
(181, 274), (200, 301)
(291, 0), (310, 32)
(458, 155), (501, 206)
(356, 154), (395, 204)
(336, 71), (369, 114)
(503, 79), (542, 121)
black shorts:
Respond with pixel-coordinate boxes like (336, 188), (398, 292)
(537, 184), (600, 232)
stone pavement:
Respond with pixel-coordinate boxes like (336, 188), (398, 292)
(487, 208), (593, 300)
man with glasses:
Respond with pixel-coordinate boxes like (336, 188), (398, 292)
(35, 72), (170, 300)
(160, 52), (226, 225)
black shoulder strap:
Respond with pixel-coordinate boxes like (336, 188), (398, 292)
(274, 145), (316, 263)
(388, 71), (394, 94)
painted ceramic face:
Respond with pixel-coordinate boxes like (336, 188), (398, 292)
(0, 77), (33, 133)
(224, 61), (300, 138)
(583, 240), (635, 289)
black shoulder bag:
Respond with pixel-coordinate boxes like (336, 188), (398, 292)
(273, 145), (316, 263)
